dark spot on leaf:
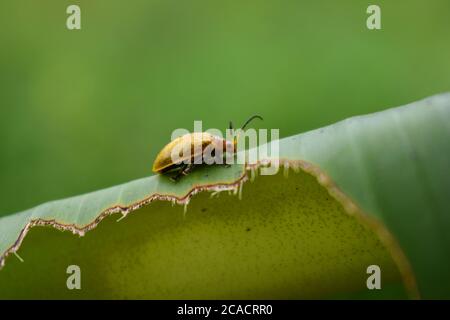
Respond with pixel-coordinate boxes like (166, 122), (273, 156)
(246, 227), (251, 232)
(201, 208), (207, 212)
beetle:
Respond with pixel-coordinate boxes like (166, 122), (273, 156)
(152, 115), (263, 181)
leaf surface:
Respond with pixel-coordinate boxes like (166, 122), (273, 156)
(1, 93), (449, 299)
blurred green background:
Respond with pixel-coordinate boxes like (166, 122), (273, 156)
(1, 0), (449, 217)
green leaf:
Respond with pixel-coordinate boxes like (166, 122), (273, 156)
(0, 93), (449, 299)
(278, 93), (450, 298)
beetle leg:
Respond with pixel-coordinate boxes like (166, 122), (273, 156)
(182, 163), (195, 175)
(171, 164), (194, 182)
(170, 164), (187, 182)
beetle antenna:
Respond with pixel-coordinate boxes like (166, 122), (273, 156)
(240, 115), (263, 131)
(233, 115), (264, 150)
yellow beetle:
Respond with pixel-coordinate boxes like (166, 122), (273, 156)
(152, 115), (263, 181)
